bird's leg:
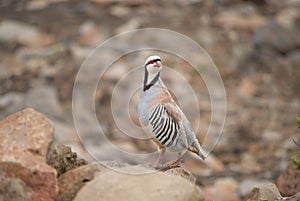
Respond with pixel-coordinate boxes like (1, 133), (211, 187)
(153, 148), (166, 168)
(170, 151), (184, 166)
(162, 152), (183, 170)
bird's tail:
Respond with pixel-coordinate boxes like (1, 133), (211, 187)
(188, 140), (207, 160)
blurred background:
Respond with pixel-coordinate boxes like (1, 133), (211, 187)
(0, 0), (300, 200)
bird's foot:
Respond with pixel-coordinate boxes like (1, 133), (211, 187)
(159, 159), (183, 171)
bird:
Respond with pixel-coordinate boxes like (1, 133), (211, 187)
(138, 55), (207, 168)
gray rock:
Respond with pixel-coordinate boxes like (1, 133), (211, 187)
(24, 85), (62, 118)
(288, 51), (300, 68)
(0, 20), (54, 48)
(247, 183), (282, 201)
(0, 85), (62, 120)
(252, 21), (300, 53)
(238, 179), (273, 197)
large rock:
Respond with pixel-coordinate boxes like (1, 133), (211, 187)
(73, 162), (204, 201)
(0, 108), (58, 201)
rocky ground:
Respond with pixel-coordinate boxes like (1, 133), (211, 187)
(0, 0), (300, 200)
(0, 108), (300, 201)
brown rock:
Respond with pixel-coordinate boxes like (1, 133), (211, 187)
(0, 108), (58, 201)
(57, 163), (104, 201)
(276, 162), (300, 196)
(47, 144), (88, 177)
(247, 183), (282, 201)
(73, 162), (204, 201)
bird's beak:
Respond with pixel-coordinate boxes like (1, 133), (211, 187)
(155, 61), (162, 67)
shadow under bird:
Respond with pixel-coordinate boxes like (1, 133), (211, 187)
(138, 55), (207, 168)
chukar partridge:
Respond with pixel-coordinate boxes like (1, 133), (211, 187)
(138, 55), (207, 168)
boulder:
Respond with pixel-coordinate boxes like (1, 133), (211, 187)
(0, 108), (58, 201)
(73, 162), (204, 201)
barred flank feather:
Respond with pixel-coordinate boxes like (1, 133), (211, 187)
(149, 104), (179, 147)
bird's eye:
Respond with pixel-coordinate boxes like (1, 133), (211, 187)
(149, 60), (154, 64)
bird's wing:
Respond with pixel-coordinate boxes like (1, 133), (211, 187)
(163, 102), (189, 147)
(148, 101), (188, 149)
(147, 87), (189, 148)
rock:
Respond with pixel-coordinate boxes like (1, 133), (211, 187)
(275, 7), (299, 29)
(115, 18), (142, 34)
(252, 21), (300, 53)
(52, 120), (77, 143)
(0, 108), (58, 201)
(77, 21), (103, 47)
(109, 5), (131, 17)
(26, 0), (51, 10)
(0, 86), (63, 120)
(238, 179), (273, 198)
(284, 192), (300, 201)
(0, 178), (30, 201)
(0, 93), (25, 120)
(73, 162), (204, 201)
(276, 162), (300, 196)
(202, 177), (240, 201)
(47, 145), (88, 177)
(238, 78), (256, 98)
(0, 20), (54, 48)
(247, 183), (282, 201)
(70, 44), (93, 61)
(288, 51), (300, 68)
(91, 0), (148, 5)
(214, 11), (267, 31)
(0, 92), (23, 112)
(57, 163), (104, 201)
(240, 153), (262, 173)
(163, 166), (197, 184)
(24, 85), (62, 119)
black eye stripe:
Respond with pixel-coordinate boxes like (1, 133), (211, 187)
(146, 59), (161, 66)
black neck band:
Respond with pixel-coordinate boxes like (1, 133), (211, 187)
(143, 71), (160, 91)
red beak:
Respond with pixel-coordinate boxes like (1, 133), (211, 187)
(155, 61), (162, 67)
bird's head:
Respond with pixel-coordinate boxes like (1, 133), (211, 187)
(144, 55), (162, 75)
